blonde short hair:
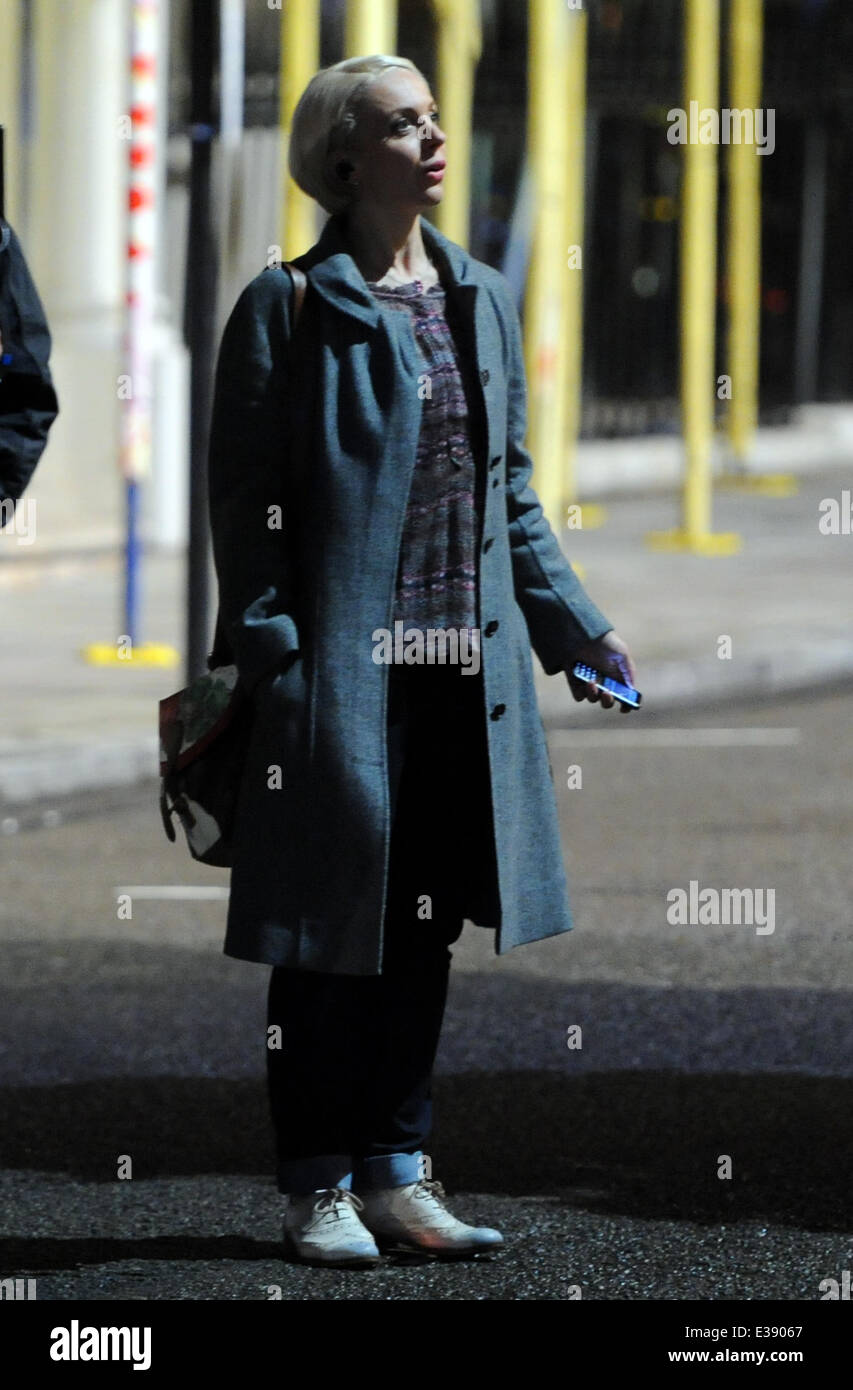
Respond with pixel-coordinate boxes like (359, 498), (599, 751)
(288, 55), (426, 214)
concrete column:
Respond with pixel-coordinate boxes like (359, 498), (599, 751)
(0, 0), (24, 221)
(18, 0), (126, 549)
(30, 0), (126, 323)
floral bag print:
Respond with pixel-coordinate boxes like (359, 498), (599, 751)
(159, 663), (252, 867)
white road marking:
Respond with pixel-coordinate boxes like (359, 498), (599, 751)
(114, 886), (229, 899)
(547, 727), (801, 748)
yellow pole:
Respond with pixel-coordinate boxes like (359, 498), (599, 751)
(525, 0), (570, 533)
(563, 5), (602, 529)
(281, 0), (320, 259)
(648, 0), (740, 554)
(726, 0), (761, 464)
(682, 0), (718, 540)
(345, 0), (396, 57)
(0, 0), (23, 222)
(720, 0), (796, 496)
(431, 0), (481, 249)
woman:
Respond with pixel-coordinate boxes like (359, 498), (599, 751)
(207, 54), (637, 1268)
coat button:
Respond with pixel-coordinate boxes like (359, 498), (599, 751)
(484, 620), (499, 636)
(491, 476), (500, 488)
(490, 703), (506, 720)
(483, 537), (494, 552)
(489, 455), (501, 469)
(480, 368), (490, 385)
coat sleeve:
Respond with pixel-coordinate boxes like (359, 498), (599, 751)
(0, 221), (60, 507)
(207, 269), (300, 693)
(495, 277), (613, 676)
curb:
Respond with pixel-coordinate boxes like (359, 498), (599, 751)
(0, 736), (159, 810)
(537, 651), (853, 726)
(2, 657), (852, 811)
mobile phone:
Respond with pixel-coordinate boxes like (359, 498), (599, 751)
(572, 661), (642, 709)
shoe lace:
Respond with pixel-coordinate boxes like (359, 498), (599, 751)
(411, 1178), (448, 1206)
(312, 1187), (366, 1221)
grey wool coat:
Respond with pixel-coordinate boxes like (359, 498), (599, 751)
(207, 210), (613, 976)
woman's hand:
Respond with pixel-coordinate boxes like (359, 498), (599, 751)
(566, 630), (638, 712)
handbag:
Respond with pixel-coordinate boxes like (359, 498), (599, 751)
(158, 261), (307, 867)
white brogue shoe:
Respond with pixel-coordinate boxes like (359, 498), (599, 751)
(283, 1187), (381, 1267)
(358, 1178), (504, 1258)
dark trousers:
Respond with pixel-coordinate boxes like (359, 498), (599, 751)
(267, 661), (499, 1194)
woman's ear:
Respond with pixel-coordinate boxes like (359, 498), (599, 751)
(327, 149), (359, 192)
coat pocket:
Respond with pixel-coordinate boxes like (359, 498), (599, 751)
(253, 651), (310, 775)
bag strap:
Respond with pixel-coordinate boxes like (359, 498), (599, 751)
(283, 262), (307, 333)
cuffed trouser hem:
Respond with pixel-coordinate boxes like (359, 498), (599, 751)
(278, 1155), (353, 1195)
(352, 1151), (424, 1190)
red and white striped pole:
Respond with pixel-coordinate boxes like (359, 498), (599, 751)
(121, 0), (167, 662)
(88, 0), (177, 667)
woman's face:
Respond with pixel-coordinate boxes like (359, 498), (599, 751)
(336, 69), (447, 213)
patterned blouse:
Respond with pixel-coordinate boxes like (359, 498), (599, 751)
(366, 276), (482, 636)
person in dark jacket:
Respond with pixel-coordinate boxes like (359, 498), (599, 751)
(0, 217), (59, 515)
(208, 54), (638, 1267)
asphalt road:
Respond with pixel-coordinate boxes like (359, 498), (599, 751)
(0, 687), (851, 1301)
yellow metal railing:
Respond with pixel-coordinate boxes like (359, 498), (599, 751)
(280, 0), (320, 260)
(345, 0), (396, 57)
(431, 0), (481, 249)
(648, 0), (741, 554)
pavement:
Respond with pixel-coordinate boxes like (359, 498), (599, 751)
(0, 463), (851, 809)
(0, 686), (850, 1302)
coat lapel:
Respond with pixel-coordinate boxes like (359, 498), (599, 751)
(295, 211), (485, 325)
(292, 211), (497, 467)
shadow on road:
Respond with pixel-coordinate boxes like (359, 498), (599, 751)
(2, 937), (851, 1285)
(0, 1233), (283, 1275)
(1, 1068), (850, 1257)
